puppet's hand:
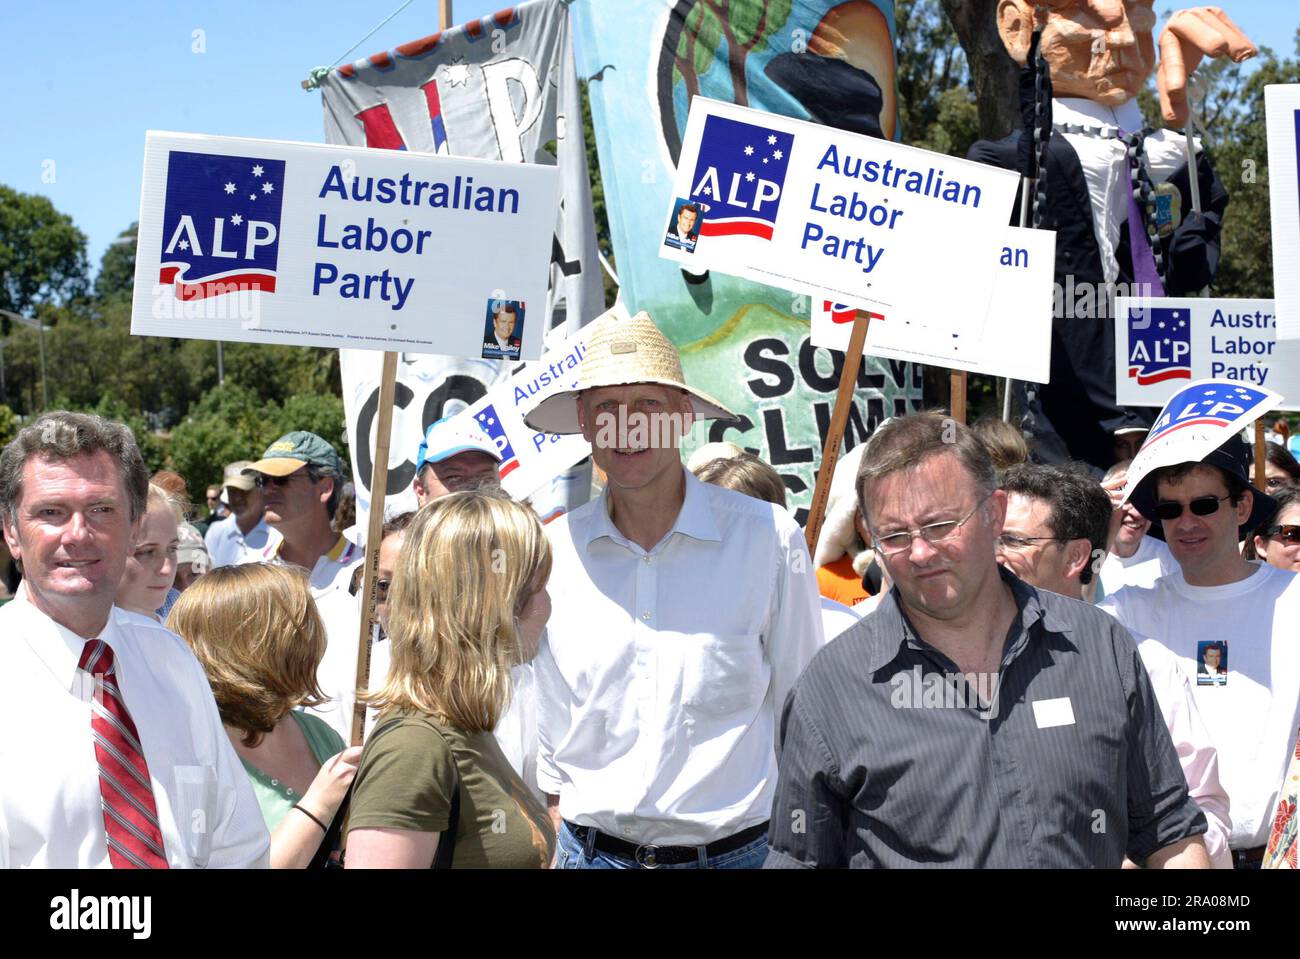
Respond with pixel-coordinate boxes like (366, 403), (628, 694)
(1157, 8), (1256, 125)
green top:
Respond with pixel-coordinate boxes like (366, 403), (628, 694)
(242, 710), (346, 833)
(346, 708), (555, 869)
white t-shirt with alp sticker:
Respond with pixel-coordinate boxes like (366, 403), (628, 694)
(1100, 562), (1300, 850)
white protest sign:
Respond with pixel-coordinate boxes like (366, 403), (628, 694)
(1266, 85), (1300, 340)
(1115, 296), (1300, 409)
(811, 226), (1055, 382)
(341, 325), (592, 530)
(659, 97), (1019, 330)
(448, 325), (593, 507)
(1121, 379), (1283, 506)
(131, 131), (557, 357)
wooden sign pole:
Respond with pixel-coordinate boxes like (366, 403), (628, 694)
(950, 369), (968, 425)
(350, 0), (454, 747)
(804, 310), (873, 555)
(351, 351), (398, 746)
(1254, 419), (1267, 489)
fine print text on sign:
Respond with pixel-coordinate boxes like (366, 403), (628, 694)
(131, 131), (558, 357)
(812, 226), (1055, 384)
(1116, 296), (1300, 410)
(1266, 85), (1300, 341)
(660, 98), (1019, 335)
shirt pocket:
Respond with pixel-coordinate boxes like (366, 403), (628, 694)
(681, 632), (767, 718)
(172, 764), (218, 867)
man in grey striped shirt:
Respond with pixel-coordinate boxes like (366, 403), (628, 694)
(765, 412), (1209, 868)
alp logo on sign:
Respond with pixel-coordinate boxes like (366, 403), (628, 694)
(475, 406), (519, 478)
(1128, 306), (1191, 384)
(690, 115), (794, 240)
(159, 151), (285, 301)
(1144, 382), (1267, 449)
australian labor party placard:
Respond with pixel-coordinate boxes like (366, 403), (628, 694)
(132, 131), (558, 358)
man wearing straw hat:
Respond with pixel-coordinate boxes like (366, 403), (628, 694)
(525, 309), (823, 869)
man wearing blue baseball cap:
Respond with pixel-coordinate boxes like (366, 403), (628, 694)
(411, 416), (503, 506)
(1101, 436), (1300, 867)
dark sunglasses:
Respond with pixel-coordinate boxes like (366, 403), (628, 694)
(1262, 525), (1300, 546)
(253, 473), (303, 489)
(1153, 493), (1232, 522)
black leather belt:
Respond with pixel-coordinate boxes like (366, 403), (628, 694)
(1233, 845), (1267, 868)
(564, 820), (769, 867)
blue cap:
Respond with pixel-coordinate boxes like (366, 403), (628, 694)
(415, 416), (503, 473)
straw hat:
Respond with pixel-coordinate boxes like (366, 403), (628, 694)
(523, 309), (735, 435)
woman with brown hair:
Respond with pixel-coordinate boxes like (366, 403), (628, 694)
(168, 563), (362, 868)
(344, 491), (554, 869)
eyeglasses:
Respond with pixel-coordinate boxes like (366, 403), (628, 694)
(872, 495), (990, 556)
(996, 533), (1066, 552)
(1261, 524), (1300, 546)
(1153, 494), (1232, 522)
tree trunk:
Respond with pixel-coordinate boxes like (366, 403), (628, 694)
(939, 0), (1019, 141)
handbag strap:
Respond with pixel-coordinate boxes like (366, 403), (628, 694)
(334, 716), (463, 869)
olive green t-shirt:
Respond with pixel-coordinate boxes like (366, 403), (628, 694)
(346, 708), (554, 869)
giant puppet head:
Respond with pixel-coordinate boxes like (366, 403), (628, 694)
(997, 0), (1255, 124)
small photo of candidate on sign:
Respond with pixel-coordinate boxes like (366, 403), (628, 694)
(1197, 641), (1229, 686)
(663, 198), (703, 253)
(482, 298), (525, 360)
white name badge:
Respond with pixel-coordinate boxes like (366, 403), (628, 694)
(1032, 697), (1076, 729)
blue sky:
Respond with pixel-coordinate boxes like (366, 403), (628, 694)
(1, 0), (1295, 278)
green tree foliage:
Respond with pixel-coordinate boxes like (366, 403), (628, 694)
(167, 383), (349, 498)
(0, 403), (17, 447)
(672, 0), (794, 104)
(94, 223), (138, 304)
(0, 186), (89, 334)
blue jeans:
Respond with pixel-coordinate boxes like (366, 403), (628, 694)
(554, 820), (769, 870)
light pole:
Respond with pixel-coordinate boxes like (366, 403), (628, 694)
(0, 309), (53, 411)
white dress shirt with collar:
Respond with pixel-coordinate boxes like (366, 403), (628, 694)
(0, 588), (270, 868)
(535, 468), (824, 846)
(204, 514), (280, 570)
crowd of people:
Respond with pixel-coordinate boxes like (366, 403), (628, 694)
(1, 307), (1297, 870)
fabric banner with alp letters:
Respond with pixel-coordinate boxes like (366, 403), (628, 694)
(574, 0), (923, 521)
(321, 0), (603, 524)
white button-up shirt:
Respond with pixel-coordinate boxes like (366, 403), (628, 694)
(535, 469), (824, 846)
(204, 515), (280, 569)
(0, 590), (270, 868)
(252, 532), (362, 600)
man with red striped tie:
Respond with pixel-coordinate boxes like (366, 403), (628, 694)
(0, 411), (268, 868)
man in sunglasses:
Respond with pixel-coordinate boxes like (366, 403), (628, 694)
(997, 462), (1232, 867)
(766, 411), (1209, 868)
(1100, 436), (1300, 867)
(242, 431), (360, 599)
(411, 416), (503, 505)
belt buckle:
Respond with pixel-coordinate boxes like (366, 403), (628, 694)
(634, 843), (660, 869)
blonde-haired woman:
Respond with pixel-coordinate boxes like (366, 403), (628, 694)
(168, 563), (362, 869)
(345, 491), (554, 869)
(117, 482), (184, 620)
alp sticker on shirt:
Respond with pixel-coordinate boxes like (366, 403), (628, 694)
(1197, 640), (1229, 686)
